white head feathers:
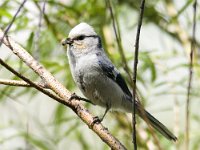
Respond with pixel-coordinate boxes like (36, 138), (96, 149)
(68, 22), (97, 38)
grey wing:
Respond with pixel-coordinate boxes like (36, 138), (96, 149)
(97, 57), (132, 100)
(115, 73), (132, 98)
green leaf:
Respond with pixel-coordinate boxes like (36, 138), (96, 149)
(0, 9), (12, 18)
(26, 32), (34, 52)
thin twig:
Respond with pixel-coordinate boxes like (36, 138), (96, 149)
(34, 1), (60, 41)
(0, 58), (68, 105)
(0, 79), (48, 88)
(132, 0), (145, 149)
(106, 0), (132, 83)
(0, 29), (127, 150)
(132, 2), (163, 149)
(185, 1), (197, 150)
(106, 0), (162, 149)
(0, 0), (27, 47)
(174, 98), (180, 150)
(33, 0), (47, 59)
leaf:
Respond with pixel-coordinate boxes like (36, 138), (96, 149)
(22, 133), (54, 150)
(0, 9), (12, 18)
(53, 104), (67, 125)
(26, 32), (34, 52)
(139, 52), (157, 83)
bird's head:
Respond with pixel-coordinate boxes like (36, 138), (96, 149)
(62, 23), (102, 52)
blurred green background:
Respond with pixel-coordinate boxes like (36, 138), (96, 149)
(0, 0), (200, 149)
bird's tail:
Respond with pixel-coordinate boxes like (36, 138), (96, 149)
(136, 102), (177, 141)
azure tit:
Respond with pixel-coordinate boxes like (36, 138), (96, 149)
(62, 22), (177, 141)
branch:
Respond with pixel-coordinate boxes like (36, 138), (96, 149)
(33, 0), (47, 59)
(0, 79), (33, 87)
(0, 30), (127, 150)
(165, 0), (194, 55)
(185, 1), (197, 150)
(0, 79), (48, 88)
(133, 1), (163, 150)
(0, 59), (69, 104)
(34, 1), (61, 41)
(0, 0), (27, 47)
(132, 0), (146, 149)
(106, 0), (132, 83)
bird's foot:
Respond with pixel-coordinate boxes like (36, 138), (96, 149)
(69, 93), (82, 101)
(69, 93), (94, 104)
(91, 116), (103, 126)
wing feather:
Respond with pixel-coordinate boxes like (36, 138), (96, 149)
(97, 55), (132, 99)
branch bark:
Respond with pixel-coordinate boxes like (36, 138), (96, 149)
(0, 0), (27, 47)
(132, 0), (146, 149)
(132, 1), (163, 150)
(0, 29), (127, 150)
(106, 0), (132, 84)
(0, 79), (47, 88)
(185, 1), (197, 150)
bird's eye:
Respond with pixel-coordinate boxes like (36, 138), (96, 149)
(76, 35), (85, 40)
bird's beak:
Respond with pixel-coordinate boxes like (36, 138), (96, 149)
(61, 38), (73, 46)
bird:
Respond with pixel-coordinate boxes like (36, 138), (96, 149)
(61, 22), (177, 141)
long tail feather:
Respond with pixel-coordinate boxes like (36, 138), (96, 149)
(136, 103), (177, 141)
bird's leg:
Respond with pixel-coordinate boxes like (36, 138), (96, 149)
(69, 93), (94, 105)
(91, 104), (110, 125)
(100, 106), (110, 121)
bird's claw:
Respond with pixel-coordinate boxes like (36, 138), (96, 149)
(69, 93), (94, 104)
(91, 116), (102, 126)
(69, 93), (81, 101)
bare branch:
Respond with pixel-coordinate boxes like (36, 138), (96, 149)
(33, 0), (47, 59)
(0, 0), (27, 47)
(0, 79), (32, 87)
(185, 1), (197, 150)
(105, 0), (132, 83)
(0, 79), (48, 88)
(34, 1), (61, 41)
(132, 0), (146, 149)
(0, 29), (127, 150)
(132, 1), (164, 149)
(0, 59), (68, 105)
